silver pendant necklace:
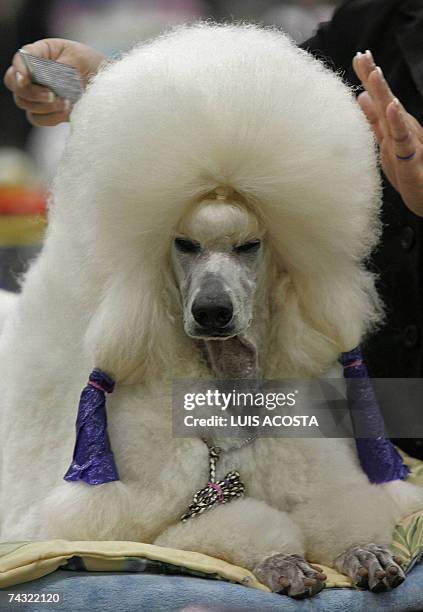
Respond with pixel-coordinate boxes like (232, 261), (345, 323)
(180, 435), (256, 522)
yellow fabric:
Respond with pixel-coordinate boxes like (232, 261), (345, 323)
(1, 453), (422, 590)
(0, 540), (269, 591)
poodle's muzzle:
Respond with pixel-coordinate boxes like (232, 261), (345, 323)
(190, 277), (235, 338)
(172, 248), (260, 341)
(171, 218), (263, 341)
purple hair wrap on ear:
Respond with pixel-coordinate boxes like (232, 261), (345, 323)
(64, 368), (119, 485)
(340, 346), (409, 484)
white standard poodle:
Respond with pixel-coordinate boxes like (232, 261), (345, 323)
(0, 23), (422, 599)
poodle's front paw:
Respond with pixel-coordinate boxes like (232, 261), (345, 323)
(334, 544), (405, 593)
(253, 553), (326, 599)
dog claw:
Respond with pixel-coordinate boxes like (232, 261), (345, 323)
(335, 544), (406, 592)
(370, 580), (388, 594)
(388, 573), (405, 589)
(310, 564), (326, 581)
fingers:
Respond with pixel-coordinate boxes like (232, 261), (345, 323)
(14, 92), (68, 113)
(353, 50), (390, 140)
(3, 39), (73, 126)
(352, 50), (376, 88)
(366, 64), (396, 119)
(13, 40), (60, 76)
(13, 82), (56, 104)
(354, 52), (420, 155)
(4, 64), (28, 91)
(10, 49), (32, 84)
(6, 40), (55, 89)
(353, 51), (396, 131)
(25, 109), (70, 127)
(5, 66), (70, 125)
(357, 91), (384, 144)
(4, 38), (105, 127)
(353, 50), (423, 214)
(6, 67), (71, 126)
(4, 57), (57, 107)
(386, 98), (419, 161)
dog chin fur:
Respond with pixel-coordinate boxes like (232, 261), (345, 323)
(1, 23), (422, 575)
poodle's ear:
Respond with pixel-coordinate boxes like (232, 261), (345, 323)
(267, 267), (382, 377)
(65, 261), (183, 485)
(83, 264), (173, 383)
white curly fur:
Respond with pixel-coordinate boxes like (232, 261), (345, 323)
(0, 23), (422, 577)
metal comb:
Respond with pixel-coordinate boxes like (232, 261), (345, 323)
(18, 50), (84, 104)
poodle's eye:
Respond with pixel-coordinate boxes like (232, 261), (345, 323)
(175, 238), (201, 253)
(234, 240), (261, 254)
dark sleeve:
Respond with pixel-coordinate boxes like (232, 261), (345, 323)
(301, 1), (357, 66)
(300, 0), (398, 76)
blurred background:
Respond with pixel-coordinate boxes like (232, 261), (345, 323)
(0, 0), (340, 291)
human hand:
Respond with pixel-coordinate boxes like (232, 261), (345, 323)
(3, 39), (106, 127)
(353, 50), (423, 217)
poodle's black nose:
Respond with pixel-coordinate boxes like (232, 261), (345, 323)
(192, 294), (233, 330)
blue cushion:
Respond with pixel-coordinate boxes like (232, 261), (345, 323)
(1, 563), (422, 611)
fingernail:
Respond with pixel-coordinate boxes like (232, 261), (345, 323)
(376, 66), (384, 77)
(393, 98), (405, 116)
(16, 71), (24, 85)
(47, 91), (55, 103)
(365, 50), (374, 61)
(355, 51), (362, 58)
(63, 99), (71, 112)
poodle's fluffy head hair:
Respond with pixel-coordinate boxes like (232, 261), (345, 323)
(50, 23), (382, 382)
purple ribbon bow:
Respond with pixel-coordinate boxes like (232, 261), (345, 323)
(340, 346), (409, 484)
(64, 368), (119, 485)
